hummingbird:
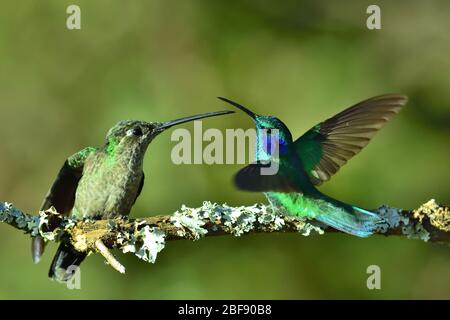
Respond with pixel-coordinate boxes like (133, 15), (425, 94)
(219, 94), (407, 237)
(32, 110), (234, 282)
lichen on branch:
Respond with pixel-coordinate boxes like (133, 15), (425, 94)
(0, 199), (448, 274)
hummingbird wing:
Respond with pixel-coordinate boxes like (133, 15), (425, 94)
(234, 162), (297, 192)
(292, 94), (407, 185)
(133, 173), (145, 205)
(32, 147), (96, 263)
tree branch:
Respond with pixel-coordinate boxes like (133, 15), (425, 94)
(0, 200), (448, 273)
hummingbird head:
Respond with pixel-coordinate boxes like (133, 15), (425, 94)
(105, 110), (234, 157)
(105, 120), (160, 153)
(218, 97), (293, 159)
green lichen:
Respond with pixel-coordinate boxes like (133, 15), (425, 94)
(375, 205), (407, 233)
(171, 202), (324, 238)
(38, 207), (64, 241)
(414, 199), (450, 232)
(116, 221), (166, 263)
(222, 205), (258, 236)
(0, 202), (40, 235)
(171, 213), (208, 239)
(257, 206), (286, 231)
(135, 226), (166, 263)
(402, 223), (430, 242)
(288, 217), (324, 236)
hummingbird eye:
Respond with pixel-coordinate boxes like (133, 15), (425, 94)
(126, 127), (143, 137)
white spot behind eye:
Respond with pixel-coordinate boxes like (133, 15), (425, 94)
(126, 129), (135, 137)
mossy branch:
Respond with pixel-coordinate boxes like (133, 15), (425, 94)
(0, 200), (449, 274)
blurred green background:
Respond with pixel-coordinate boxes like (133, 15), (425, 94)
(0, 0), (449, 299)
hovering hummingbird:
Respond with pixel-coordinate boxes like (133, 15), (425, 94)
(219, 94), (407, 237)
(32, 110), (234, 281)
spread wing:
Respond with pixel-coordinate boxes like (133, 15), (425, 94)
(32, 147), (95, 263)
(292, 94), (408, 185)
(234, 162), (297, 192)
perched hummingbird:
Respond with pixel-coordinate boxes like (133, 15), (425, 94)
(32, 110), (234, 281)
(219, 94), (407, 237)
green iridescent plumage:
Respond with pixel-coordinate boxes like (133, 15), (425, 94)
(219, 94), (408, 237)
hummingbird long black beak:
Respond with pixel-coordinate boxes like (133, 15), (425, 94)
(217, 97), (257, 120)
(156, 110), (235, 131)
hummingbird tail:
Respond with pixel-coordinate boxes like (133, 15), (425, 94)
(48, 242), (86, 282)
(315, 204), (382, 238)
(32, 236), (46, 263)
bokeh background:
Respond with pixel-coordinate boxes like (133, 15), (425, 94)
(0, 0), (449, 299)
